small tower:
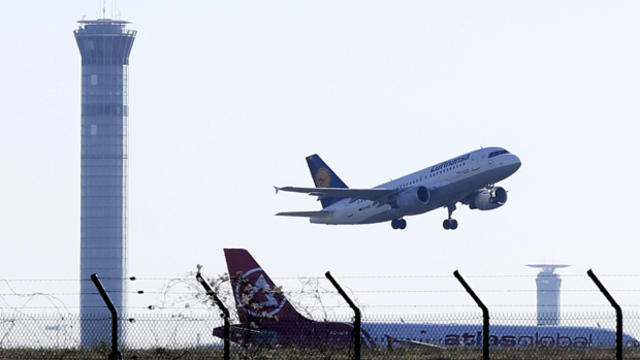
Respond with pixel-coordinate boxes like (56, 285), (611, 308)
(527, 264), (569, 326)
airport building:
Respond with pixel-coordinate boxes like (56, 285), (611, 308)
(74, 18), (136, 347)
(527, 264), (569, 326)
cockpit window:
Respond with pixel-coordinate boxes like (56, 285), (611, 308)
(488, 150), (509, 158)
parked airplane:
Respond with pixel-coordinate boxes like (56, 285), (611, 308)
(213, 249), (638, 349)
(275, 147), (521, 230)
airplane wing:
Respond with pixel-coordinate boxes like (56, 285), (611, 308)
(275, 186), (398, 203)
(385, 335), (445, 350)
(275, 211), (331, 218)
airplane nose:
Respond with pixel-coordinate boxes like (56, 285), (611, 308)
(511, 154), (521, 170)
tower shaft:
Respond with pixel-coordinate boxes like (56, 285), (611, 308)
(535, 273), (561, 326)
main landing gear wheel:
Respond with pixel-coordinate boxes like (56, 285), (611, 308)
(443, 203), (459, 230)
(391, 218), (407, 230)
(443, 219), (458, 230)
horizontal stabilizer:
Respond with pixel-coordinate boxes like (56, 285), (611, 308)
(275, 211), (331, 218)
(385, 334), (445, 350)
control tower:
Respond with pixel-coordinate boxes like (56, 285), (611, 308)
(527, 264), (569, 326)
(74, 18), (136, 347)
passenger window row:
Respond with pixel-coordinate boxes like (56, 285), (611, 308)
(395, 160), (468, 191)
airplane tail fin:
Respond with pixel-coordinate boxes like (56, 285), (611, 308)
(305, 154), (348, 208)
(224, 249), (308, 324)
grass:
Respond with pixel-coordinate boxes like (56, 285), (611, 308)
(2, 346), (640, 360)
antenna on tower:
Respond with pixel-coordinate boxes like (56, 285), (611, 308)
(101, 0), (106, 19)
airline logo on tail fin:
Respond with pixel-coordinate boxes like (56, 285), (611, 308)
(314, 168), (331, 188)
(234, 267), (287, 318)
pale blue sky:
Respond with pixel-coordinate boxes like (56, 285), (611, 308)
(1, 1), (639, 317)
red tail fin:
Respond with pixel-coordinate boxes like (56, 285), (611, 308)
(224, 249), (308, 324)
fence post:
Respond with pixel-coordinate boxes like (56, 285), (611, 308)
(325, 271), (360, 360)
(454, 270), (489, 360)
(587, 269), (623, 360)
(90, 273), (122, 360)
(196, 268), (230, 360)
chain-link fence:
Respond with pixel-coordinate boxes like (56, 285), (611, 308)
(4, 269), (640, 359)
(2, 312), (640, 359)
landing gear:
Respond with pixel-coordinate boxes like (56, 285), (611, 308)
(443, 204), (459, 230)
(391, 218), (407, 230)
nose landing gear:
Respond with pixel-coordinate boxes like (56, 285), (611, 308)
(443, 204), (458, 230)
(391, 218), (407, 230)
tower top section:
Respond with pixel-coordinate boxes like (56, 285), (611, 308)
(526, 264), (570, 274)
(74, 18), (136, 65)
(76, 18), (135, 35)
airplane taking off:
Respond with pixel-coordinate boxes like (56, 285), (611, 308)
(214, 249), (637, 349)
(275, 147), (521, 230)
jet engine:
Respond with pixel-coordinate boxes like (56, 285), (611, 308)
(469, 187), (507, 210)
(395, 186), (430, 210)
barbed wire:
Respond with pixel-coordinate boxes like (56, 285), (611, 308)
(272, 273), (640, 280)
(3, 272), (640, 316)
(3, 273), (640, 282)
(3, 288), (640, 296)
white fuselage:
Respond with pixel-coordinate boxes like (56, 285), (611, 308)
(311, 147), (521, 225)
